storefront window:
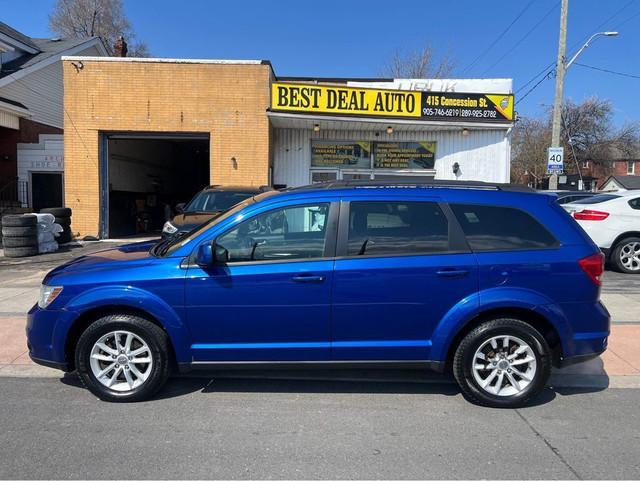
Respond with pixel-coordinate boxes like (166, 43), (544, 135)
(311, 141), (370, 169)
(373, 142), (435, 170)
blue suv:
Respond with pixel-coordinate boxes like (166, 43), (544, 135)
(27, 181), (609, 407)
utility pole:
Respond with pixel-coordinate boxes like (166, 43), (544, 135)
(549, 0), (569, 190)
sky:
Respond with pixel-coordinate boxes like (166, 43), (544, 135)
(3, 0), (639, 126)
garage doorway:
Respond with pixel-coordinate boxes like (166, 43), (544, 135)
(100, 133), (210, 238)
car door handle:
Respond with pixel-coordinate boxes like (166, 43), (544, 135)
(436, 269), (470, 278)
(292, 275), (326, 284)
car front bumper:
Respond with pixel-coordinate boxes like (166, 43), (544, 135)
(26, 303), (76, 372)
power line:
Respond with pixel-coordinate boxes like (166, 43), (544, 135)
(515, 62), (556, 94)
(515, 69), (555, 105)
(513, 1), (637, 104)
(610, 8), (640, 29)
(573, 62), (640, 79)
(461, 0), (538, 75)
(480, 1), (560, 77)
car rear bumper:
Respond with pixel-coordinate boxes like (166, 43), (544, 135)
(559, 300), (610, 365)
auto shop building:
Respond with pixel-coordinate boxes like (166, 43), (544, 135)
(62, 56), (514, 239)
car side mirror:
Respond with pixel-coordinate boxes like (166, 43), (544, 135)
(196, 242), (229, 266)
(175, 203), (186, 213)
(214, 244), (229, 263)
(195, 242), (213, 266)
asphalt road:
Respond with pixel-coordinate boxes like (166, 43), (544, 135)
(0, 375), (638, 479)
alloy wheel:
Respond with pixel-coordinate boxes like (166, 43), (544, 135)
(89, 330), (153, 392)
(471, 335), (537, 397)
(619, 241), (640, 272)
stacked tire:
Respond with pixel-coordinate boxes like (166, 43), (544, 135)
(1, 214), (39, 258)
(40, 207), (72, 244)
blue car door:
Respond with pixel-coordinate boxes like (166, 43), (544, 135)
(331, 196), (479, 361)
(185, 200), (338, 362)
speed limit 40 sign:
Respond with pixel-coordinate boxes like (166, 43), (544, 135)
(547, 147), (564, 174)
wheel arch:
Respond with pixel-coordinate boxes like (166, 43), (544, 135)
(443, 307), (562, 372)
(64, 305), (181, 372)
(609, 231), (640, 254)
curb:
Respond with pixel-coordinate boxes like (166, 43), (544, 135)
(1, 364), (639, 389)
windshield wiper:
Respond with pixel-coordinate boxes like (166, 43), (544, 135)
(154, 231), (189, 257)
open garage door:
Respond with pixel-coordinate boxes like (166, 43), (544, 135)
(101, 133), (209, 238)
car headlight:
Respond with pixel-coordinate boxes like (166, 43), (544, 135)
(162, 221), (178, 235)
(39, 286), (63, 309)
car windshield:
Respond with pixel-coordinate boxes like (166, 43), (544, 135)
(572, 194), (621, 204)
(153, 198), (257, 257)
(185, 190), (257, 212)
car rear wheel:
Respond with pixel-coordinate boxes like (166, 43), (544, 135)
(453, 318), (551, 408)
(75, 314), (170, 402)
(612, 237), (640, 274)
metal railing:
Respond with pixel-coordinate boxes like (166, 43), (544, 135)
(0, 178), (29, 216)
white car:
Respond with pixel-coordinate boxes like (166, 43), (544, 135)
(563, 191), (640, 273)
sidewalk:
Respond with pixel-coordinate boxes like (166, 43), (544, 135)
(1, 264), (638, 386)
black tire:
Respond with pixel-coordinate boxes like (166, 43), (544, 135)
(453, 318), (551, 408)
(1, 214), (37, 227)
(54, 216), (71, 227)
(2, 225), (37, 237)
(40, 207), (72, 217)
(75, 314), (170, 402)
(56, 231), (72, 244)
(611, 236), (640, 274)
(3, 245), (39, 258)
(2, 235), (37, 248)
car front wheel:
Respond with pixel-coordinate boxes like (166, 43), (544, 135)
(75, 314), (170, 402)
(453, 318), (551, 408)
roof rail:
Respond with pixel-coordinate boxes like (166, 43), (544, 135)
(290, 180), (535, 193)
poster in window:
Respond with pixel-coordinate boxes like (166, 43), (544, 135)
(311, 141), (371, 168)
(373, 142), (436, 169)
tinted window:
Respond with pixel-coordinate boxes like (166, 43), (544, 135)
(629, 198), (640, 210)
(217, 203), (330, 262)
(574, 194), (621, 204)
(347, 201), (448, 256)
(186, 190), (256, 212)
(450, 204), (559, 252)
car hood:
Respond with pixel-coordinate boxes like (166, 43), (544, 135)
(43, 241), (157, 284)
(171, 212), (219, 229)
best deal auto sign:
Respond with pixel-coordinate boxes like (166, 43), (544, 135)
(271, 82), (514, 122)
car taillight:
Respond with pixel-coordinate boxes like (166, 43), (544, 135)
(578, 253), (605, 285)
(573, 209), (610, 221)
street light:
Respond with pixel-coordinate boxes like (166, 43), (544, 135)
(549, 1), (618, 191)
(565, 31), (618, 70)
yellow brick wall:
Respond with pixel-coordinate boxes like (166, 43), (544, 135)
(63, 60), (272, 238)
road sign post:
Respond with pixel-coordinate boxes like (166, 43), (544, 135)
(547, 147), (564, 189)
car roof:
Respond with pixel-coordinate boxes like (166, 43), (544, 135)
(596, 190), (640, 197)
(288, 180), (535, 193)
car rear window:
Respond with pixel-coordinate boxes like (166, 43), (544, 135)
(450, 204), (559, 252)
(186, 191), (256, 212)
(572, 194), (621, 204)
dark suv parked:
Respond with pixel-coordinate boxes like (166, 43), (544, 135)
(161, 185), (272, 238)
(27, 181), (609, 407)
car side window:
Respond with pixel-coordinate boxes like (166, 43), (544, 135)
(347, 201), (448, 256)
(217, 203), (331, 262)
(629, 198), (640, 210)
(449, 203), (559, 251)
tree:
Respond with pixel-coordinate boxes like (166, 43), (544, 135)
(511, 116), (550, 186)
(49, 0), (150, 57)
(378, 44), (457, 79)
(561, 97), (639, 174)
(511, 96), (639, 184)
